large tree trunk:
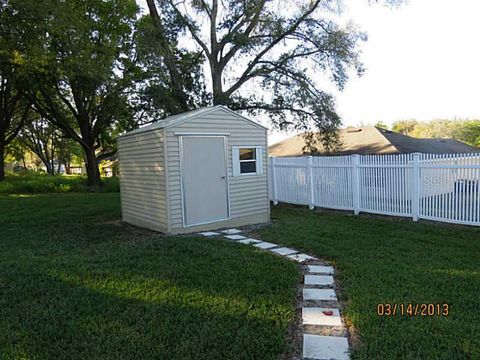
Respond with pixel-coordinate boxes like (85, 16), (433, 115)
(146, 0), (190, 112)
(0, 144), (5, 182)
(45, 160), (54, 175)
(212, 70), (223, 105)
(84, 146), (101, 187)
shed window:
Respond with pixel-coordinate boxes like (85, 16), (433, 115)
(232, 146), (263, 176)
(239, 148), (257, 174)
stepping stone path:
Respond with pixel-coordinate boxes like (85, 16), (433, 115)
(198, 228), (350, 359)
(303, 288), (338, 301)
(253, 241), (278, 250)
(224, 234), (247, 240)
(221, 229), (242, 235)
(238, 238), (261, 245)
(304, 275), (334, 286)
(288, 253), (317, 263)
(198, 231), (220, 237)
(270, 247), (298, 256)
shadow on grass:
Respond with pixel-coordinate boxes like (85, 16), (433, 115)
(0, 269), (292, 360)
(0, 194), (299, 360)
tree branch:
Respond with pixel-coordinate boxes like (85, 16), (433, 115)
(165, 0), (211, 58)
(225, 0), (323, 97)
(146, 0), (190, 111)
(219, 0), (267, 67)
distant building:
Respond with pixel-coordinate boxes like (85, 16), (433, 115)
(100, 159), (117, 177)
(4, 162), (14, 172)
(268, 126), (479, 157)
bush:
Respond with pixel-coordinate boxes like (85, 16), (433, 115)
(0, 172), (119, 194)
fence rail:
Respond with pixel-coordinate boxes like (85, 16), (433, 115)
(269, 153), (480, 226)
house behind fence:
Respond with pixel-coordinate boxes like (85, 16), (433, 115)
(269, 153), (480, 226)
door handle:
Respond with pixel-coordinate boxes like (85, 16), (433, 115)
(221, 176), (226, 180)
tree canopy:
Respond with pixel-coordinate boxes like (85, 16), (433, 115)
(146, 0), (369, 151)
(0, 0), (34, 180)
(6, 0), (455, 185)
(392, 119), (480, 148)
(9, 0), (139, 185)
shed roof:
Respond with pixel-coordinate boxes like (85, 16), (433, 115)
(119, 105), (267, 138)
(268, 126), (479, 156)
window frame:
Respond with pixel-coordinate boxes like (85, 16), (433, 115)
(239, 148), (257, 175)
(232, 146), (264, 177)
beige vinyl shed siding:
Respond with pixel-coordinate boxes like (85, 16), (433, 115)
(117, 129), (168, 232)
(165, 109), (269, 230)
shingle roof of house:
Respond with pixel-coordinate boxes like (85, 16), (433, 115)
(119, 105), (266, 138)
(268, 126), (479, 156)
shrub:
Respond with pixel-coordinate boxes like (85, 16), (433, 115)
(0, 172), (119, 194)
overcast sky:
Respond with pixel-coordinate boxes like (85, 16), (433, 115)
(137, 0), (480, 143)
(334, 0), (480, 127)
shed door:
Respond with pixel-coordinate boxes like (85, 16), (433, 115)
(181, 136), (229, 226)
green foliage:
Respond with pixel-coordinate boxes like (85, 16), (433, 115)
(459, 121), (480, 147)
(5, 0), (140, 186)
(133, 15), (209, 120)
(374, 121), (388, 130)
(392, 119), (418, 135)
(392, 119), (480, 147)
(0, 193), (297, 359)
(147, 0), (373, 152)
(0, 1), (36, 180)
(0, 172), (119, 194)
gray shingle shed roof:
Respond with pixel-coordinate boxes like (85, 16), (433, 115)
(119, 105), (267, 138)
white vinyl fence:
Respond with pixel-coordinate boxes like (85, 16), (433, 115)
(269, 153), (480, 226)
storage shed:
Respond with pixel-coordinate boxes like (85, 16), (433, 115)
(117, 106), (269, 234)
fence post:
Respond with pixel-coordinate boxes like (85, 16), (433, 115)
(411, 153), (421, 221)
(307, 156), (314, 210)
(270, 157), (278, 205)
(352, 155), (360, 215)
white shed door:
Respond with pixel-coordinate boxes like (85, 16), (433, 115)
(181, 136), (229, 226)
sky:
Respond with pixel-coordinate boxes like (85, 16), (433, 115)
(137, 0), (480, 144)
(334, 0), (480, 127)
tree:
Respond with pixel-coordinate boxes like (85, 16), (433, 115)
(375, 121), (388, 130)
(392, 119), (418, 135)
(133, 15), (209, 121)
(458, 121), (480, 147)
(146, 0), (370, 150)
(5, 138), (27, 169)
(18, 116), (59, 175)
(10, 0), (139, 186)
(0, 72), (30, 181)
(391, 118), (480, 148)
(55, 138), (84, 175)
(0, 1), (32, 181)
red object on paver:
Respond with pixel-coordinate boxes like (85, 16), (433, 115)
(322, 310), (334, 316)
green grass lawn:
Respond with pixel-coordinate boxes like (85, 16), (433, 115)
(0, 193), (298, 360)
(257, 205), (480, 360)
(2, 192), (480, 359)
